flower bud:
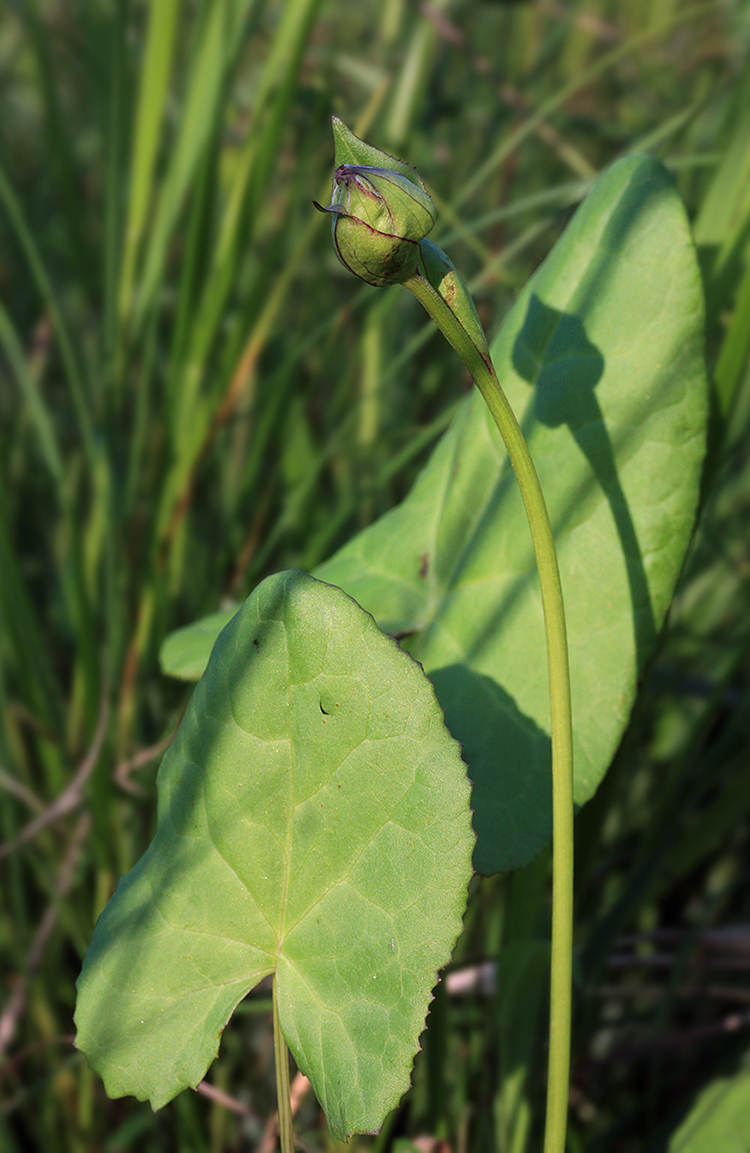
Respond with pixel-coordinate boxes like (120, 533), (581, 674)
(314, 118), (436, 287)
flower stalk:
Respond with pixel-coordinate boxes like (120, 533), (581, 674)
(404, 265), (574, 1153)
(315, 117), (574, 1153)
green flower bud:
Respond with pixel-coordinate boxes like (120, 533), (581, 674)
(314, 118), (436, 287)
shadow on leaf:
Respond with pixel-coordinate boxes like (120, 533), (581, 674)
(429, 663), (551, 874)
(513, 293), (658, 663)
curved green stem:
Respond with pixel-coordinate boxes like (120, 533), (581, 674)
(273, 975), (294, 1153)
(403, 269), (574, 1153)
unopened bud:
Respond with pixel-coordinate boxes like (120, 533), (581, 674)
(315, 118), (436, 287)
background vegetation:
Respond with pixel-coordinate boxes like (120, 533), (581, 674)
(1, 0), (749, 1150)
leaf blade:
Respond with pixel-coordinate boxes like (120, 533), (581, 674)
(316, 154), (708, 872)
(76, 571), (474, 1137)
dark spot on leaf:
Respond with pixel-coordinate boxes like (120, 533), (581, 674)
(419, 553), (429, 578)
(253, 638), (259, 647)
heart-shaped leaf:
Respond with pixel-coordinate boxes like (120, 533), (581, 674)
(75, 571), (474, 1139)
(316, 154), (708, 873)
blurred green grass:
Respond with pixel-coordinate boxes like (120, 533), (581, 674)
(0, 1), (749, 1150)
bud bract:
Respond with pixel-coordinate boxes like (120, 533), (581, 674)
(418, 238), (491, 361)
(314, 118), (436, 287)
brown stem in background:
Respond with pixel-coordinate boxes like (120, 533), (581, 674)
(0, 813), (91, 1057)
(0, 688), (107, 862)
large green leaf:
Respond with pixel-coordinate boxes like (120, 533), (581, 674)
(316, 154), (707, 873)
(76, 571), (474, 1139)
